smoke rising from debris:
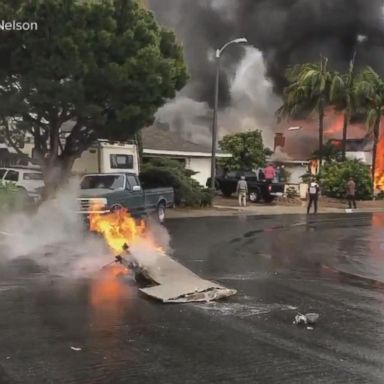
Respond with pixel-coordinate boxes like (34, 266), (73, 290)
(0, 180), (112, 277)
(0, 180), (173, 279)
(149, 0), (384, 151)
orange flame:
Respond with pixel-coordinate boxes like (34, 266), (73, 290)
(89, 205), (147, 254)
(88, 203), (165, 256)
(88, 205), (148, 323)
(325, 112), (344, 137)
(374, 132), (384, 191)
(89, 266), (134, 347)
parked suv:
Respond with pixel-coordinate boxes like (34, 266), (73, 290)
(0, 167), (44, 201)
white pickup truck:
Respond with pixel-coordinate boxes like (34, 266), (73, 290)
(0, 167), (44, 201)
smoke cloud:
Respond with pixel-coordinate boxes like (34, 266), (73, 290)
(0, 181), (174, 279)
(0, 180), (111, 278)
(154, 46), (279, 149)
(150, 0), (384, 98)
(148, 0), (384, 152)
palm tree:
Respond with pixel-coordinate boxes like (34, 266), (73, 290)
(330, 61), (357, 161)
(312, 141), (342, 163)
(354, 67), (384, 191)
(277, 56), (333, 168)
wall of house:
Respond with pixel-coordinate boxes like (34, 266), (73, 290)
(284, 164), (308, 184)
(142, 154), (209, 186)
(346, 151), (372, 165)
(186, 157), (211, 187)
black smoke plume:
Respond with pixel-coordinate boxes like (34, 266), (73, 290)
(148, 0), (384, 106)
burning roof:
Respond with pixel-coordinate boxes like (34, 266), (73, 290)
(277, 110), (369, 160)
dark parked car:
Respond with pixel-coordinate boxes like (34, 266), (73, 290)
(207, 170), (284, 203)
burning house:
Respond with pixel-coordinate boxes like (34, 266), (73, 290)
(146, 1), (384, 194)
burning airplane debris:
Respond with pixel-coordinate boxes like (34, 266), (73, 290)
(88, 206), (237, 303)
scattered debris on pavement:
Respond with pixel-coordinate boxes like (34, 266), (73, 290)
(104, 241), (237, 303)
(305, 313), (320, 324)
(293, 312), (320, 327)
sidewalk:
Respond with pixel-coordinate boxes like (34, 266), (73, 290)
(167, 198), (384, 219)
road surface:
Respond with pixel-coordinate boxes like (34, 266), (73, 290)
(0, 213), (384, 383)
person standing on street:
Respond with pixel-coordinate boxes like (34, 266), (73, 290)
(346, 177), (357, 209)
(307, 178), (320, 214)
(237, 176), (248, 207)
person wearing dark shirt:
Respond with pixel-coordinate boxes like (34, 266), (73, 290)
(307, 178), (320, 214)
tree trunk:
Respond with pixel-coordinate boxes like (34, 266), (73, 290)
(135, 131), (143, 170)
(318, 104), (325, 172)
(341, 110), (349, 161)
(41, 155), (76, 199)
(372, 118), (380, 195)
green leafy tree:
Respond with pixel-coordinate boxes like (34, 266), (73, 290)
(0, 0), (187, 194)
(218, 130), (267, 171)
(277, 56), (333, 167)
(354, 67), (384, 190)
(312, 141), (342, 163)
(320, 159), (372, 200)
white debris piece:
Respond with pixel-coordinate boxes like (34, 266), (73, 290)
(305, 313), (320, 324)
(135, 251), (236, 303)
(70, 346), (82, 351)
(294, 314), (308, 325)
(294, 312), (320, 326)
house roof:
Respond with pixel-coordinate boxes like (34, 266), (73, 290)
(329, 137), (372, 152)
(142, 126), (228, 156)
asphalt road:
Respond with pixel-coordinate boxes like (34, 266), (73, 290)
(1, 213), (384, 383)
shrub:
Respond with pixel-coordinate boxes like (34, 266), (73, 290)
(319, 159), (372, 200)
(376, 191), (384, 200)
(0, 183), (31, 211)
(286, 186), (298, 199)
(140, 158), (214, 207)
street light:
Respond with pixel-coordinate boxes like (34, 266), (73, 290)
(287, 126), (302, 131)
(342, 34), (368, 161)
(210, 37), (248, 189)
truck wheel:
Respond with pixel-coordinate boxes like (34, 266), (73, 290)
(222, 189), (233, 197)
(264, 196), (274, 204)
(156, 202), (166, 224)
(110, 204), (123, 213)
(249, 190), (261, 203)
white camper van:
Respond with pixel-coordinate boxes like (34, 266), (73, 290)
(72, 140), (140, 175)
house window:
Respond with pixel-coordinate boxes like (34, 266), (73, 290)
(110, 154), (134, 169)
